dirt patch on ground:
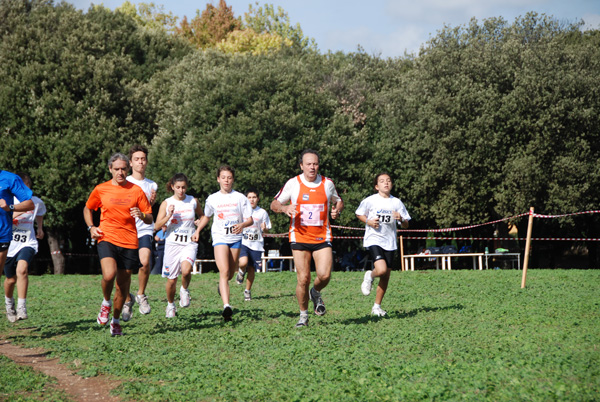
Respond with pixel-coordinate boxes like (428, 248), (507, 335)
(0, 340), (122, 402)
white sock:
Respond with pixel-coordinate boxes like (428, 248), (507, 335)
(366, 271), (373, 281)
(180, 286), (187, 293)
(102, 299), (111, 306)
(112, 317), (120, 324)
(300, 310), (308, 316)
(373, 303), (381, 309)
(5, 296), (14, 306)
(238, 268), (244, 274)
(168, 302), (175, 308)
(224, 304), (231, 309)
(17, 298), (26, 308)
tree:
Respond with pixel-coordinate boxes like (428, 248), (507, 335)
(0, 0), (191, 272)
(175, 0), (241, 49)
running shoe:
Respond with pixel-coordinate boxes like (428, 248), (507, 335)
(222, 305), (233, 322)
(97, 304), (111, 325)
(310, 287), (326, 316)
(16, 306), (28, 320)
(136, 294), (151, 315)
(295, 313), (309, 328)
(6, 305), (17, 323)
(121, 293), (135, 322)
(179, 288), (191, 308)
(371, 305), (387, 317)
(361, 270), (373, 296)
(166, 304), (177, 318)
(236, 270), (245, 285)
(244, 289), (251, 301)
(110, 322), (123, 336)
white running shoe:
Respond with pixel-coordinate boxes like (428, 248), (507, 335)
(121, 293), (135, 322)
(361, 270), (373, 296)
(6, 304), (17, 323)
(166, 304), (177, 318)
(136, 294), (151, 315)
(236, 270), (245, 285)
(371, 305), (387, 317)
(244, 289), (251, 301)
(179, 288), (191, 308)
(16, 306), (28, 320)
(295, 313), (309, 328)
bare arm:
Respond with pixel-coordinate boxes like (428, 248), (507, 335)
(271, 199), (297, 217)
(83, 206), (103, 240)
(35, 215), (44, 239)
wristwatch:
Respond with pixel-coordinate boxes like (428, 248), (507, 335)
(87, 225), (93, 232)
(9, 204), (14, 211)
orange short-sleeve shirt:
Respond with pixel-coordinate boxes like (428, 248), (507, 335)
(86, 180), (152, 249)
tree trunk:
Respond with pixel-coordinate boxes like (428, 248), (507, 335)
(47, 229), (65, 274)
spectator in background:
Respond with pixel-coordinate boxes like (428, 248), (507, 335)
(152, 225), (167, 275)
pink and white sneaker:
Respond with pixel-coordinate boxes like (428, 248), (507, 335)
(97, 304), (111, 325)
(110, 322), (123, 336)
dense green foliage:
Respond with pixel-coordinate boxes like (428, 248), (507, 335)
(1, 1), (599, 263)
(0, 0), (191, 229)
(1, 270), (598, 401)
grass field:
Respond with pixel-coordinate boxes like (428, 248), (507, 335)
(1, 269), (599, 401)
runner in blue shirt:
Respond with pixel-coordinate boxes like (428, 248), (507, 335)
(1, 170), (34, 322)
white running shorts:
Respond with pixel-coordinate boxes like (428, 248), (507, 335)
(162, 242), (198, 280)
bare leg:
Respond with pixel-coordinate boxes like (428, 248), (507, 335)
(370, 259), (391, 305)
(181, 261), (192, 289)
(113, 269), (132, 319)
(166, 277), (177, 303)
(292, 249), (313, 311)
(312, 247), (333, 292)
(16, 260), (28, 299)
(137, 247), (152, 296)
(100, 257), (117, 302)
(215, 245), (235, 305)
(246, 265), (255, 291)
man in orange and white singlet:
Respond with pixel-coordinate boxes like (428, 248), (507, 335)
(271, 149), (343, 328)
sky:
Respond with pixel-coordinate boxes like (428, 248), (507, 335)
(70, 0), (600, 58)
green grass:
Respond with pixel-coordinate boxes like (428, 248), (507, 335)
(1, 270), (599, 401)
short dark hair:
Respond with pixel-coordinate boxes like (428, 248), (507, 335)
(217, 164), (235, 178)
(245, 187), (259, 198)
(299, 149), (320, 165)
(16, 172), (32, 188)
(128, 144), (149, 160)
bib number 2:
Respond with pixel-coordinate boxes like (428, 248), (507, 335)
(300, 204), (324, 227)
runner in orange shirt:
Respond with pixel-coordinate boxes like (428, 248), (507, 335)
(83, 153), (153, 336)
(271, 149), (343, 327)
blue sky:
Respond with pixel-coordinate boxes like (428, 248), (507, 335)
(70, 0), (600, 58)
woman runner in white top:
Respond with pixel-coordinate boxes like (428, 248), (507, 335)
(194, 165), (253, 321)
(355, 173), (411, 317)
(154, 173), (203, 318)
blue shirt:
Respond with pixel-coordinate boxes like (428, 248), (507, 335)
(0, 171), (33, 242)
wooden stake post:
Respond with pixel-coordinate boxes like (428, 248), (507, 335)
(521, 207), (534, 288)
(399, 235), (405, 271)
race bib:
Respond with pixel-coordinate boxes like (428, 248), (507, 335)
(12, 231), (29, 243)
(168, 227), (194, 244)
(376, 213), (393, 223)
(244, 228), (260, 241)
(300, 204), (324, 227)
